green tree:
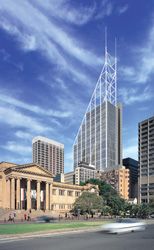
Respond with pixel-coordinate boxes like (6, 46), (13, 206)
(101, 205), (112, 216)
(138, 204), (151, 219)
(129, 204), (139, 217)
(83, 179), (126, 215)
(149, 199), (154, 214)
(73, 191), (104, 214)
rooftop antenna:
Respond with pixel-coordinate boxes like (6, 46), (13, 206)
(115, 37), (117, 59)
(115, 37), (117, 104)
(105, 26), (108, 61)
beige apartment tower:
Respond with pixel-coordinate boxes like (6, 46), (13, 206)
(32, 136), (64, 175)
(97, 166), (130, 200)
(138, 116), (154, 203)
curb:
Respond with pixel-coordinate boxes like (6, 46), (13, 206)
(0, 227), (99, 242)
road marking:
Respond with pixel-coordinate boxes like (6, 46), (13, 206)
(0, 238), (30, 244)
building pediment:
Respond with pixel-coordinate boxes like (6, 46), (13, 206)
(4, 163), (53, 178)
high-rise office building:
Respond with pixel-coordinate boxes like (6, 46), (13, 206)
(64, 171), (75, 185)
(32, 136), (64, 175)
(73, 43), (122, 171)
(75, 161), (97, 185)
(64, 161), (96, 185)
(123, 157), (138, 199)
(138, 116), (154, 203)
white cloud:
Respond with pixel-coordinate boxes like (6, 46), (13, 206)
(135, 24), (154, 83)
(1, 141), (32, 155)
(0, 92), (72, 118)
(0, 106), (51, 133)
(22, 34), (37, 51)
(0, 155), (31, 165)
(119, 86), (153, 105)
(34, 0), (115, 25)
(120, 20), (154, 84)
(15, 131), (33, 141)
(34, 0), (96, 25)
(0, 0), (102, 87)
(117, 4), (129, 15)
(120, 66), (136, 79)
(94, 0), (113, 19)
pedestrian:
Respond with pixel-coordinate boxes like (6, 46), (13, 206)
(11, 213), (14, 222)
(8, 213), (11, 221)
(24, 213), (27, 221)
(27, 213), (31, 221)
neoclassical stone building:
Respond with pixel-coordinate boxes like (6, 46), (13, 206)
(0, 162), (98, 214)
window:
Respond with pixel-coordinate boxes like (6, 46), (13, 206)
(52, 189), (56, 195)
(59, 189), (65, 196)
(67, 204), (72, 209)
(75, 191), (80, 197)
(67, 191), (73, 196)
(59, 204), (65, 209)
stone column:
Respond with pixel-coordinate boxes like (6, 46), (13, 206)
(46, 182), (49, 210)
(3, 178), (9, 209)
(11, 178), (15, 209)
(37, 181), (40, 210)
(50, 183), (52, 210)
(16, 178), (21, 209)
(27, 179), (31, 210)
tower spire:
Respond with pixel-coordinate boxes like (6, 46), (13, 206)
(73, 33), (118, 170)
(115, 37), (117, 105)
(105, 27), (108, 63)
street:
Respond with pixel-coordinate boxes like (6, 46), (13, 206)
(0, 224), (154, 250)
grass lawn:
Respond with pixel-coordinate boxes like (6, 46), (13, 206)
(0, 221), (104, 235)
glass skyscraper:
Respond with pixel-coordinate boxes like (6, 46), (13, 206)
(73, 44), (122, 171)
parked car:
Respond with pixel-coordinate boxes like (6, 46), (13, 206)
(35, 216), (57, 223)
(149, 214), (154, 218)
(101, 218), (146, 233)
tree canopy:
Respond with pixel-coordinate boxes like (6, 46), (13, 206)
(72, 178), (154, 217)
(73, 191), (104, 214)
(83, 179), (126, 215)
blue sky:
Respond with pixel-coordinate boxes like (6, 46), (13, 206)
(0, 0), (154, 172)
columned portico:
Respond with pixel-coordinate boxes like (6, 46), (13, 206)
(5, 164), (53, 210)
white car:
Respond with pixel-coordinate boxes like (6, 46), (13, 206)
(101, 218), (146, 233)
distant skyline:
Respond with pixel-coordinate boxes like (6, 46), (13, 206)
(0, 0), (154, 172)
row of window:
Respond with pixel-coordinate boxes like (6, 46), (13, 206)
(141, 192), (154, 196)
(52, 189), (81, 197)
(51, 204), (73, 210)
